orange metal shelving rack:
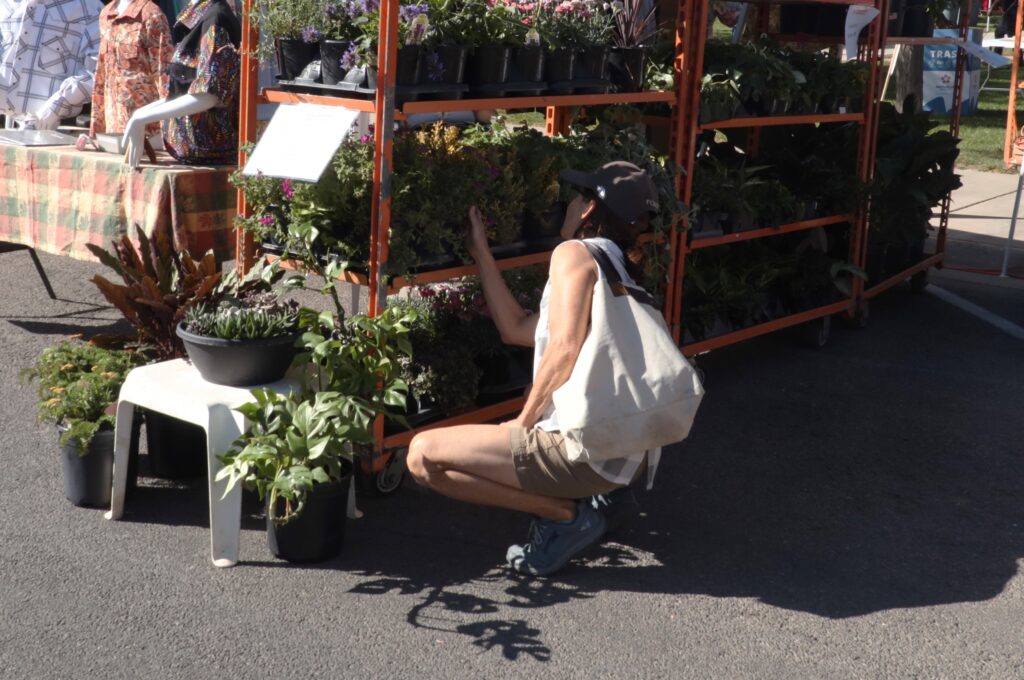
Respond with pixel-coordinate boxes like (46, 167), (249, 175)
(671, 0), (889, 354)
(858, 12), (970, 302)
(233, 0), (689, 460)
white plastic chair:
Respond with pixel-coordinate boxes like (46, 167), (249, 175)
(104, 359), (300, 568)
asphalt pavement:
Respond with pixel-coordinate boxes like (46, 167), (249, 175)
(1, 236), (1022, 678)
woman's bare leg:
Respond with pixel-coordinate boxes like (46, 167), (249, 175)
(406, 425), (576, 522)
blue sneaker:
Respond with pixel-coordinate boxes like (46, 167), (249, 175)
(590, 486), (640, 533)
(507, 501), (606, 576)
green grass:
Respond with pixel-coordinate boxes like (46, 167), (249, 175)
(946, 64), (1018, 172)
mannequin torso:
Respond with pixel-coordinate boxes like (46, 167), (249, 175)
(121, 0), (239, 167)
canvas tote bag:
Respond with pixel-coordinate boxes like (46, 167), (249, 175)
(552, 242), (704, 462)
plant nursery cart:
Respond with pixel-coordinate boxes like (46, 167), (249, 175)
(232, 0), (966, 487)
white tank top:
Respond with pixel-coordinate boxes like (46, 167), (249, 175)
(531, 238), (658, 487)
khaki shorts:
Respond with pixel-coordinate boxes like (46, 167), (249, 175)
(509, 427), (622, 499)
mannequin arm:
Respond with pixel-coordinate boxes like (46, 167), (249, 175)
(121, 93), (218, 167)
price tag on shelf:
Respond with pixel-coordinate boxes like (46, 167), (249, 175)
(845, 6), (880, 61)
(242, 103), (360, 182)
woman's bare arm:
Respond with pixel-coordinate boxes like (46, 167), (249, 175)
(467, 206), (539, 347)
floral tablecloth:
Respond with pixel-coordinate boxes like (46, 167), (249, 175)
(0, 144), (237, 262)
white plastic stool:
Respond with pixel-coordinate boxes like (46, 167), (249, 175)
(104, 359), (300, 568)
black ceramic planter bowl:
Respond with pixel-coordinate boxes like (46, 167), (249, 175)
(267, 470), (352, 562)
(60, 427), (115, 508)
(276, 38), (320, 80)
(176, 323), (300, 388)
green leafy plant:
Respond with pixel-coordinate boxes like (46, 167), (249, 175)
(248, 0), (325, 63)
(21, 340), (141, 450)
(86, 226), (222, 361)
(216, 388), (375, 523)
(870, 103), (962, 249)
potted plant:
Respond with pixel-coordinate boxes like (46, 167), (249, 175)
(534, 0), (591, 84)
(423, 0), (471, 85)
(249, 0), (324, 78)
(22, 339), (141, 507)
(319, 0), (365, 84)
(176, 262), (303, 387)
(462, 0), (527, 86)
(216, 284), (415, 563)
(699, 73), (742, 123)
(609, 0), (656, 91)
(575, 0), (616, 87)
(217, 388), (369, 562)
(87, 226), (222, 479)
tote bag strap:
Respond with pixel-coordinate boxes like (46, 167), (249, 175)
(581, 241), (656, 308)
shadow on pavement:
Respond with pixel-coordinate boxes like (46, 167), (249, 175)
(325, 291), (1023, 658)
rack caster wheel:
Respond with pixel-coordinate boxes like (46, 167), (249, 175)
(909, 269), (929, 294)
(357, 449), (407, 497)
(840, 301), (870, 329)
(799, 315), (831, 349)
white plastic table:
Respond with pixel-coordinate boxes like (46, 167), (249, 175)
(104, 359), (300, 567)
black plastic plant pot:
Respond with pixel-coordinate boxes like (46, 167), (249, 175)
(471, 44), (512, 86)
(608, 47), (645, 92)
(144, 409), (207, 479)
(544, 48), (577, 84)
(779, 5), (817, 34)
(812, 5), (847, 36)
(513, 45), (545, 82)
(176, 323), (300, 387)
(578, 45), (610, 80)
(901, 0), (931, 37)
(426, 45), (468, 84)
(267, 471), (352, 563)
(276, 38), (320, 80)
(60, 427), (115, 508)
(887, 0), (906, 37)
(396, 45), (422, 86)
(320, 40), (351, 85)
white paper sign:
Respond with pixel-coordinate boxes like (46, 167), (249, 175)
(845, 6), (880, 61)
(957, 39), (1011, 68)
(243, 104), (360, 182)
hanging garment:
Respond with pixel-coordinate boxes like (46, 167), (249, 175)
(0, 0), (103, 120)
(162, 0), (240, 164)
(90, 0), (172, 136)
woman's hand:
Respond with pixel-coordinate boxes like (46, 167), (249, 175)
(466, 206), (490, 261)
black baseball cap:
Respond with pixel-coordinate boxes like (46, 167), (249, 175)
(560, 161), (659, 225)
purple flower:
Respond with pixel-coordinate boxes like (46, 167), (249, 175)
(399, 3), (429, 22)
(325, 1), (342, 17)
(259, 214), (276, 226)
(486, 165), (500, 178)
(425, 50), (444, 82)
(339, 43), (359, 71)
(282, 179), (294, 199)
(301, 26), (321, 43)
